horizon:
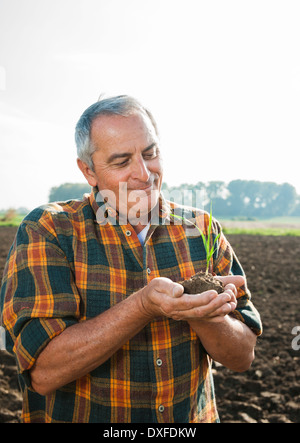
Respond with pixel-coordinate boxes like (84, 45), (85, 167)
(1, 177), (299, 214)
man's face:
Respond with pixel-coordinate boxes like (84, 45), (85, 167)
(80, 112), (163, 226)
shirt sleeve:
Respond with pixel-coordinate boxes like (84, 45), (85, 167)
(213, 221), (263, 336)
(0, 220), (81, 388)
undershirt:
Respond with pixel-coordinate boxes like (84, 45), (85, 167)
(137, 222), (150, 246)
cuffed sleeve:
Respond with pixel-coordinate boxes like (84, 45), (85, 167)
(214, 228), (263, 336)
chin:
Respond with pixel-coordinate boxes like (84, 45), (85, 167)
(127, 191), (160, 226)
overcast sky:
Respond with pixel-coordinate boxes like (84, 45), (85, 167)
(0, 0), (300, 210)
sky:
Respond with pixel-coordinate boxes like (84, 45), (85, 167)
(0, 0), (300, 210)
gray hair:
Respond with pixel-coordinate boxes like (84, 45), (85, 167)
(75, 95), (159, 170)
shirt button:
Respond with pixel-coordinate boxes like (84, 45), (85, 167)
(125, 230), (132, 237)
(147, 268), (151, 275)
(156, 358), (163, 367)
(158, 405), (165, 413)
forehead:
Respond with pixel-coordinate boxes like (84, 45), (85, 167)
(90, 112), (157, 151)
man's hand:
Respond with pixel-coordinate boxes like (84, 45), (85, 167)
(140, 275), (244, 322)
(184, 275), (257, 373)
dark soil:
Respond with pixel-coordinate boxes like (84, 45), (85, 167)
(0, 228), (299, 423)
(213, 235), (300, 424)
(0, 227), (22, 423)
(180, 271), (224, 294)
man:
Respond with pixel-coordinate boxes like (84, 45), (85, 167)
(0, 95), (262, 423)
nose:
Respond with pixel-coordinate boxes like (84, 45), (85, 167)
(131, 156), (151, 182)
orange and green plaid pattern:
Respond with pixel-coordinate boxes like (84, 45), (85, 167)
(0, 188), (262, 423)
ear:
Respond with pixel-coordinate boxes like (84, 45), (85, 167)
(77, 158), (98, 187)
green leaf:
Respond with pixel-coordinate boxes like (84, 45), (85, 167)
(170, 202), (219, 275)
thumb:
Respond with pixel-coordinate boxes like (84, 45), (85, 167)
(172, 282), (185, 298)
(215, 275), (246, 289)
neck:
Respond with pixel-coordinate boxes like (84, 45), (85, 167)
(133, 222), (149, 235)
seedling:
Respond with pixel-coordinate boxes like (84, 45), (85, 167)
(170, 203), (220, 275)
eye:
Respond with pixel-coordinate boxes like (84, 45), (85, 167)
(143, 147), (159, 160)
(116, 159), (129, 167)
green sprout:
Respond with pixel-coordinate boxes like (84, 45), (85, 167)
(170, 202), (220, 275)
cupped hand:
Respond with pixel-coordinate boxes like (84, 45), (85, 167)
(140, 275), (244, 322)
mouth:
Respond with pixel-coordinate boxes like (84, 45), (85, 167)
(137, 184), (154, 192)
(128, 180), (156, 193)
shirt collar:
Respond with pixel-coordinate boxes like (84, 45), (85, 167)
(89, 186), (171, 226)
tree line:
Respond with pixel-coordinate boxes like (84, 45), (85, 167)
(49, 180), (300, 219)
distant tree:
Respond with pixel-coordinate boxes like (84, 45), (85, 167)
(227, 180), (247, 217)
(291, 197), (300, 216)
(205, 181), (230, 217)
(48, 180), (300, 218)
(218, 180), (298, 218)
(255, 182), (279, 217)
(271, 183), (297, 216)
(49, 183), (91, 202)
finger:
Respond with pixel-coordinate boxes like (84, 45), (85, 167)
(159, 290), (219, 321)
(152, 278), (184, 297)
(176, 291), (232, 319)
(172, 283), (185, 298)
(209, 295), (237, 317)
(177, 290), (219, 311)
(195, 291), (237, 317)
(216, 275), (245, 289)
(223, 283), (238, 297)
(223, 288), (237, 304)
(218, 304), (235, 316)
(167, 291), (219, 319)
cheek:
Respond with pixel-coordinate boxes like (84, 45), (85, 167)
(149, 157), (163, 175)
(97, 170), (134, 200)
(153, 160), (164, 182)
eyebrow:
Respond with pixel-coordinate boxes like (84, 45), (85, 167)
(107, 143), (157, 164)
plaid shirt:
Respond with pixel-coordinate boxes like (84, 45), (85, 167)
(0, 188), (262, 423)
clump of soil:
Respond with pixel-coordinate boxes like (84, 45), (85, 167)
(180, 271), (224, 294)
